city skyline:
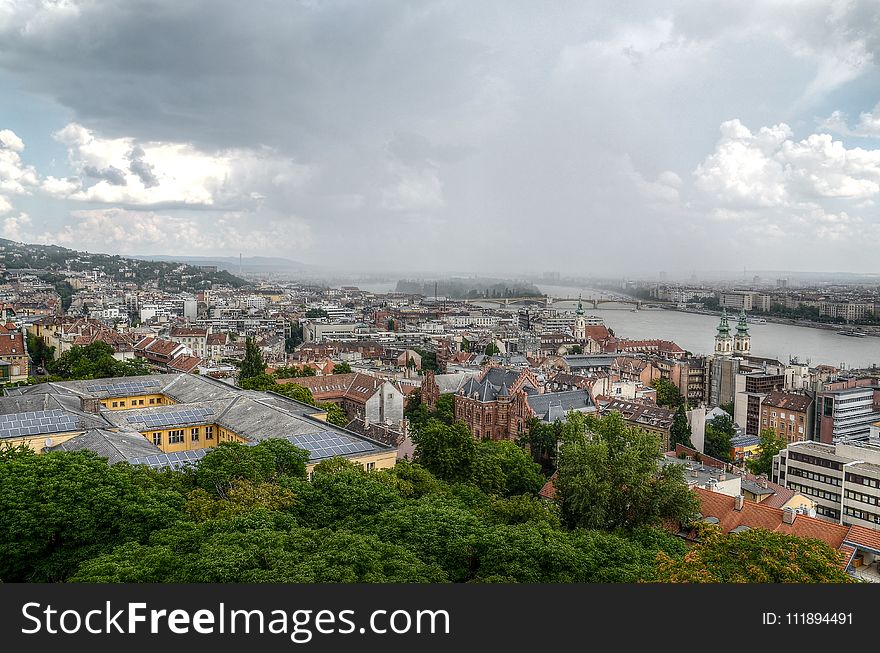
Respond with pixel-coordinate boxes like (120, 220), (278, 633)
(0, 1), (879, 275)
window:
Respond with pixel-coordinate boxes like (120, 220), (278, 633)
(168, 430), (184, 444)
(149, 398), (155, 405)
(191, 428), (199, 442)
(119, 400), (126, 407)
(205, 426), (214, 440)
(139, 399), (145, 406)
(153, 432), (161, 446)
(365, 462), (375, 472)
(112, 401), (118, 408)
(771, 411), (776, 417)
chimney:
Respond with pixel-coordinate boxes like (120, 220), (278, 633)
(782, 507), (795, 525)
(80, 397), (101, 414)
(719, 473), (726, 481)
(691, 469), (698, 478)
(734, 495), (744, 511)
(761, 479), (768, 488)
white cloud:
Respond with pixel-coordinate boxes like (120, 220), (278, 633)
(50, 123), (314, 207)
(0, 128), (38, 195)
(694, 119), (880, 208)
(820, 103), (880, 138)
(1, 212), (33, 241)
(0, 195), (13, 215)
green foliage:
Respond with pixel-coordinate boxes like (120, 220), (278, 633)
(192, 440), (309, 499)
(568, 344), (583, 355)
(435, 392), (455, 425)
(319, 402), (349, 426)
(305, 308), (329, 319)
(240, 373), (316, 405)
(651, 378), (684, 409)
(26, 332), (56, 365)
(555, 412), (700, 531)
(720, 401), (735, 417)
(746, 428), (788, 477)
(414, 348), (438, 372)
(273, 365), (316, 378)
(332, 362), (352, 374)
(657, 524), (854, 583)
(670, 405), (694, 449)
(48, 341), (150, 380)
(704, 414), (736, 462)
(484, 341), (501, 356)
(410, 419), (476, 483)
(518, 417), (561, 474)
(238, 337), (266, 381)
(0, 448), (185, 581)
(472, 440), (544, 497)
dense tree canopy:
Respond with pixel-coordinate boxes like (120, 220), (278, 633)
(332, 362), (352, 374)
(704, 414), (736, 463)
(47, 341), (150, 380)
(238, 337), (266, 381)
(555, 412), (700, 531)
(670, 406), (694, 449)
(650, 378), (684, 409)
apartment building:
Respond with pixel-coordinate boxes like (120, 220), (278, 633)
(759, 391), (813, 444)
(772, 440), (880, 528)
(815, 384), (880, 443)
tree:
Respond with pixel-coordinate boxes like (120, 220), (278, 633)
(670, 405), (694, 449)
(27, 333), (55, 366)
(332, 362), (352, 374)
(746, 428), (788, 477)
(386, 319), (395, 331)
(238, 337), (266, 381)
(517, 417), (561, 475)
(48, 341), (150, 380)
(555, 412), (700, 531)
(484, 342), (501, 357)
(656, 524), (854, 583)
(704, 414), (735, 462)
(720, 401), (735, 417)
(319, 402), (349, 427)
(651, 378), (684, 409)
(435, 393), (455, 425)
(472, 440), (545, 497)
(192, 440), (309, 499)
(305, 308), (329, 319)
(0, 447), (184, 582)
(568, 344), (583, 355)
(410, 419), (476, 483)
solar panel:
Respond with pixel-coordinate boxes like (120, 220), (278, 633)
(126, 406), (212, 429)
(0, 409), (79, 439)
(86, 379), (162, 397)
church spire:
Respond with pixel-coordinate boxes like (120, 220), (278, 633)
(716, 307), (731, 336)
(736, 309), (749, 336)
(576, 294), (584, 316)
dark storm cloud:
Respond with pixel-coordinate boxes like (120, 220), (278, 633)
(127, 146), (159, 188)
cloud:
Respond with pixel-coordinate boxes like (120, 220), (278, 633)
(0, 128), (39, 195)
(694, 119), (880, 207)
(820, 103), (880, 138)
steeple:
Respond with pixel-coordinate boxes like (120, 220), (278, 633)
(714, 308), (733, 356)
(733, 308), (751, 357)
(576, 294), (584, 316)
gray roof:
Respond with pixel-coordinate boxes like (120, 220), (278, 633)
(432, 372), (480, 394)
(49, 428), (162, 464)
(527, 390), (596, 423)
(460, 368), (526, 403)
(562, 354), (619, 369)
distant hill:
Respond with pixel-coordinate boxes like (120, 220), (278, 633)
(132, 254), (319, 275)
(0, 239), (249, 292)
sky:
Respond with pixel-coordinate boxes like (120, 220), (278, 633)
(0, 0), (879, 277)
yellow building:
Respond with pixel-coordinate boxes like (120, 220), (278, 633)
(2, 373), (398, 474)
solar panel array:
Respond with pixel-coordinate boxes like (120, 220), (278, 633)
(128, 448), (210, 470)
(128, 406), (213, 429)
(0, 409), (78, 439)
(86, 379), (162, 397)
(284, 431), (378, 461)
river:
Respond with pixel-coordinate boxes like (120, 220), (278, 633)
(347, 281), (880, 369)
(535, 284), (879, 370)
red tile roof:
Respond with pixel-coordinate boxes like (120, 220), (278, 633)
(539, 471), (558, 500)
(844, 524), (880, 553)
(0, 331), (25, 357)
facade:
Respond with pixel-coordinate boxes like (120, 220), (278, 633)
(283, 372), (405, 427)
(815, 384), (880, 444)
(772, 440), (880, 529)
(599, 398), (675, 451)
(454, 368), (540, 440)
(0, 325), (29, 383)
(733, 371), (786, 435)
(759, 391), (813, 444)
(169, 326), (209, 359)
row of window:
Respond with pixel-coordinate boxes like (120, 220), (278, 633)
(152, 425), (215, 446)
(843, 506), (880, 524)
(816, 505), (840, 519)
(787, 481), (840, 503)
(111, 397), (162, 408)
(845, 489), (879, 506)
(786, 466), (841, 487)
(788, 451), (843, 471)
(845, 473), (880, 489)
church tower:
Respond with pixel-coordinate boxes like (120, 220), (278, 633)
(574, 294), (587, 341)
(733, 309), (751, 357)
(714, 308), (733, 356)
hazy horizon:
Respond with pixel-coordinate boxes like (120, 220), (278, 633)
(1, 1), (879, 275)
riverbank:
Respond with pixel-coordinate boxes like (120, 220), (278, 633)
(657, 305), (880, 338)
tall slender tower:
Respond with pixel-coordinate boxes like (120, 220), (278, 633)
(714, 308), (733, 356)
(574, 294), (587, 341)
(733, 309), (751, 357)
